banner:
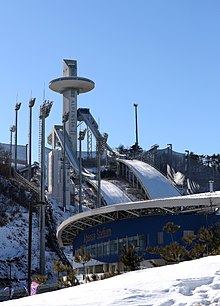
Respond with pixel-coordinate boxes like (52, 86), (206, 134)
(31, 281), (39, 295)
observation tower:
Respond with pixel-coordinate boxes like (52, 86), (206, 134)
(49, 59), (95, 152)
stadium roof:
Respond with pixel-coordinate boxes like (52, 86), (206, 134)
(57, 191), (220, 247)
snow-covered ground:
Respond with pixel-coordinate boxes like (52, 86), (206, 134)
(0, 176), (75, 287)
(0, 173), (141, 287)
(119, 159), (181, 199)
(1, 255), (220, 305)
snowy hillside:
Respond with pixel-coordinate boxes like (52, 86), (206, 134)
(0, 174), (74, 290)
(1, 255), (220, 305)
(0, 171), (142, 293)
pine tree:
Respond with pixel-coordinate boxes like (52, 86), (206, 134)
(210, 223), (220, 254)
(198, 227), (213, 255)
(120, 244), (143, 271)
(54, 260), (78, 288)
(74, 247), (91, 281)
(147, 222), (220, 265)
(163, 222), (180, 242)
(147, 242), (189, 264)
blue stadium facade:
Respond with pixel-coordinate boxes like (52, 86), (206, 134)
(74, 214), (220, 265)
(57, 193), (220, 273)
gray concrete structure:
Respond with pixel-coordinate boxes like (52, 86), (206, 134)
(49, 59), (95, 153)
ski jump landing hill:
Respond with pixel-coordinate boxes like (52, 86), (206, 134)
(49, 107), (181, 206)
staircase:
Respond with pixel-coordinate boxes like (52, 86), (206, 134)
(45, 200), (72, 268)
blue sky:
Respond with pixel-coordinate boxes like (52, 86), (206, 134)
(1, 0), (220, 162)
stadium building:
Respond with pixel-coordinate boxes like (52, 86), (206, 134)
(57, 183), (220, 273)
(47, 59), (220, 273)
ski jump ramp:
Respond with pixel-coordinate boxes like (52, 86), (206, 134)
(51, 108), (181, 205)
(52, 125), (131, 205)
(89, 180), (131, 205)
(118, 159), (181, 200)
(77, 108), (181, 200)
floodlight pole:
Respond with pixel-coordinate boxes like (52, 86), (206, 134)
(96, 133), (108, 208)
(167, 143), (173, 170)
(28, 98), (36, 181)
(78, 129), (86, 213)
(62, 112), (69, 212)
(39, 100), (53, 275)
(133, 103), (139, 149)
(27, 200), (33, 295)
(27, 97), (36, 293)
(14, 102), (22, 171)
(185, 150), (190, 193)
(97, 137), (101, 208)
(9, 125), (16, 176)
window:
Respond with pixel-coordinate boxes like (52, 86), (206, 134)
(157, 232), (163, 245)
(97, 243), (103, 257)
(139, 235), (145, 250)
(110, 240), (118, 255)
(183, 230), (194, 239)
(146, 233), (150, 246)
(81, 234), (146, 258)
(103, 242), (110, 256)
(70, 66), (76, 76)
(118, 238), (127, 253)
(85, 245), (91, 255)
(91, 244), (97, 257)
(128, 236), (138, 247)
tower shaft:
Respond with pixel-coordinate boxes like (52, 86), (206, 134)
(63, 60), (78, 152)
(49, 59), (94, 154)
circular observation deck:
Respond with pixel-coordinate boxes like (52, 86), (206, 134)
(49, 76), (95, 94)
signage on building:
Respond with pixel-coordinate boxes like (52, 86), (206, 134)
(84, 227), (112, 244)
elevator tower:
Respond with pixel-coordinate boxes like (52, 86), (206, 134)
(49, 59), (95, 152)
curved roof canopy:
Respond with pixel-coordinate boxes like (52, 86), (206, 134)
(57, 191), (220, 247)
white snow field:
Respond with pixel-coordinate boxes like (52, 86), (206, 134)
(2, 255), (220, 306)
(119, 159), (181, 199)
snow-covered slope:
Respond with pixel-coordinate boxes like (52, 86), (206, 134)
(119, 159), (181, 199)
(0, 175), (73, 288)
(2, 255), (220, 305)
(0, 171), (142, 288)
